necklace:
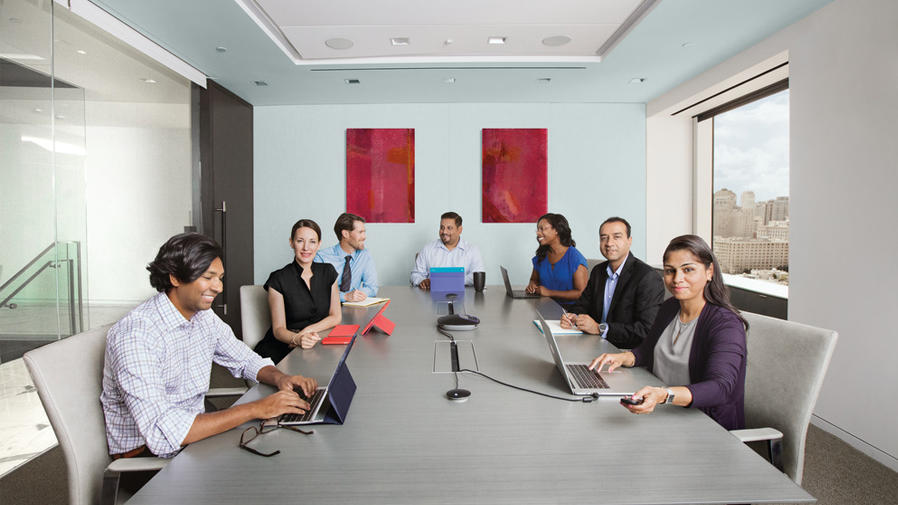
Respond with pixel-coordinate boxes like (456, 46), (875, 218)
(672, 314), (697, 346)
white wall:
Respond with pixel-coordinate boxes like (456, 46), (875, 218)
(646, 0), (898, 467)
(254, 102), (647, 289)
(645, 114), (692, 265)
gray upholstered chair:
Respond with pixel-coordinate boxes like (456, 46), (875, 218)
(240, 284), (270, 350)
(586, 258), (603, 272)
(23, 324), (167, 505)
(730, 312), (838, 484)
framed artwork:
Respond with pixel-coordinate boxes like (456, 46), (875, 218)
(481, 128), (548, 223)
(346, 128), (415, 223)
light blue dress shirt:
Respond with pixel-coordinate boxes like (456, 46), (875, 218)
(410, 238), (485, 286)
(315, 243), (379, 301)
(601, 255), (628, 338)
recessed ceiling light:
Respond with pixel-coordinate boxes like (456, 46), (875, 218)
(76, 49), (87, 55)
(629, 77), (646, 84)
(254, 80), (268, 86)
(344, 79), (360, 85)
(141, 78), (157, 84)
(55, 114), (65, 120)
(542, 35), (572, 47)
(325, 38), (354, 50)
(488, 36), (507, 45)
(216, 46), (227, 53)
(443, 39), (454, 46)
(444, 77), (456, 84)
(390, 37), (410, 46)
(33, 108), (43, 113)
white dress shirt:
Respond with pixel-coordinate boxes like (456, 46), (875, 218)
(100, 292), (272, 457)
(410, 238), (485, 286)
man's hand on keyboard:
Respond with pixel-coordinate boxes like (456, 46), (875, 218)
(253, 389), (311, 420)
(275, 374), (318, 397)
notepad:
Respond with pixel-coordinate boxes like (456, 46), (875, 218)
(532, 319), (583, 335)
(342, 297), (390, 307)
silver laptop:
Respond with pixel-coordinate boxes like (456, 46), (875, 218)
(278, 334), (357, 425)
(500, 265), (540, 299)
(537, 313), (659, 396)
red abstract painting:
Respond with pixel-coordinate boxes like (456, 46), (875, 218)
(482, 128), (547, 223)
(346, 128), (415, 223)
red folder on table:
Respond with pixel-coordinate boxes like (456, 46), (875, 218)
(322, 324), (359, 345)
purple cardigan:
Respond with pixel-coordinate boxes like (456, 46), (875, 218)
(631, 298), (747, 430)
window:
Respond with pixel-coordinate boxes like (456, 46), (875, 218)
(707, 85), (790, 288)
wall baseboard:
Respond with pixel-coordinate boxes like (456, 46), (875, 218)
(811, 414), (898, 472)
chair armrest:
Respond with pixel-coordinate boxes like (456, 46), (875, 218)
(206, 387), (249, 397)
(106, 456), (169, 473)
(729, 427), (783, 443)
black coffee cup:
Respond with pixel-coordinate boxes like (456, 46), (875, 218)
(473, 271), (486, 292)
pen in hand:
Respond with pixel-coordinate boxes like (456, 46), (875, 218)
(561, 308), (578, 329)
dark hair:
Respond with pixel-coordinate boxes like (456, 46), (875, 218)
(147, 233), (222, 292)
(441, 211), (462, 227)
(663, 234), (748, 329)
(334, 213), (364, 241)
(600, 216), (632, 238)
(535, 213), (576, 261)
(291, 219), (322, 241)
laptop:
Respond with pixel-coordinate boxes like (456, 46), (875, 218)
(536, 313), (659, 396)
(278, 334), (358, 425)
(500, 265), (540, 299)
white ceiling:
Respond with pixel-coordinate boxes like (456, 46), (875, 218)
(3, 0), (835, 106)
(243, 0), (650, 62)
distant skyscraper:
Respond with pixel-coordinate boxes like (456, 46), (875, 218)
(772, 196), (789, 221)
(741, 191), (755, 210)
(714, 188), (737, 211)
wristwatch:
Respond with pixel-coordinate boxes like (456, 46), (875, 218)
(662, 388), (676, 405)
(598, 323), (608, 336)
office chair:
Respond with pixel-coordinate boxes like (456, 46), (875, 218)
(23, 324), (167, 505)
(24, 322), (254, 504)
(586, 258), (603, 272)
(730, 312), (838, 484)
(240, 285), (270, 350)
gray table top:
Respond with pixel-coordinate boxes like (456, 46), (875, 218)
(130, 286), (814, 505)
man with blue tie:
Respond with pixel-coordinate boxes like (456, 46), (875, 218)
(560, 217), (664, 349)
(316, 213), (379, 302)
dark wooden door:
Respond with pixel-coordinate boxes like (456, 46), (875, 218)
(198, 81), (253, 337)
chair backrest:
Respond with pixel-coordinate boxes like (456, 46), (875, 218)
(741, 312), (838, 484)
(23, 324), (113, 505)
(586, 258), (603, 273)
(240, 285), (270, 350)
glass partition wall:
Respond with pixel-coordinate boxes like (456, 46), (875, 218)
(0, 0), (193, 362)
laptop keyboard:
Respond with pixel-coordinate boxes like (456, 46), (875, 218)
(280, 388), (326, 424)
(566, 364), (609, 389)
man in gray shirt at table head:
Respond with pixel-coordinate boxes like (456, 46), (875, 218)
(100, 233), (318, 459)
(560, 217), (664, 349)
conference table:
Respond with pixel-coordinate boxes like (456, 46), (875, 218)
(129, 285), (814, 504)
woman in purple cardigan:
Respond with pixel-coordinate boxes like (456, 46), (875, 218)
(588, 235), (748, 430)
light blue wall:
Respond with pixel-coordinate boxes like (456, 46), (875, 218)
(254, 103), (646, 287)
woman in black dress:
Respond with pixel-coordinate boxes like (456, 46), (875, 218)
(253, 219), (341, 363)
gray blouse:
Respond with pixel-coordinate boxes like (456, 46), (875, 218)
(652, 314), (697, 387)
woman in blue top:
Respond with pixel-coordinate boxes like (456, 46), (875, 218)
(526, 213), (588, 303)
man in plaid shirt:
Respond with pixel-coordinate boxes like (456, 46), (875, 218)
(101, 233), (318, 458)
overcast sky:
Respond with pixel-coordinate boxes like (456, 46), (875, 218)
(713, 89), (789, 205)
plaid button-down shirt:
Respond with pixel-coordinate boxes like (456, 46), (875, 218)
(100, 292), (273, 457)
